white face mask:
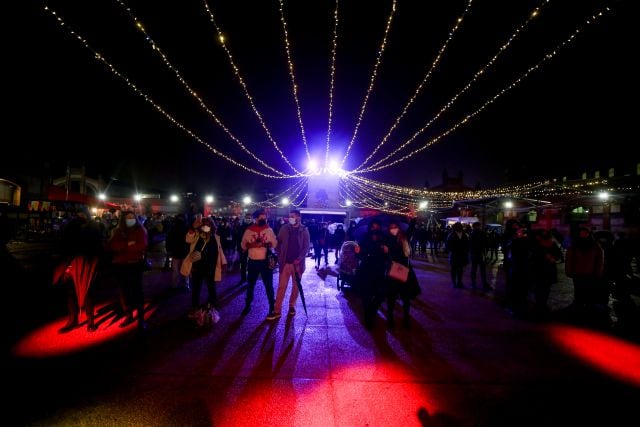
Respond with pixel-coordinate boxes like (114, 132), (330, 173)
(125, 218), (136, 227)
(390, 228), (399, 236)
(201, 225), (211, 233)
(288, 217), (297, 225)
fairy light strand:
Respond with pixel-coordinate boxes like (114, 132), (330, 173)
(359, 6), (609, 173)
(325, 0), (340, 167)
(202, 0), (301, 174)
(43, 5), (296, 179)
(356, 0), (474, 171)
(113, 0), (291, 178)
(361, 0), (552, 172)
(277, 0), (311, 162)
(340, 0), (397, 167)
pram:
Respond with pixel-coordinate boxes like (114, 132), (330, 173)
(336, 241), (359, 291)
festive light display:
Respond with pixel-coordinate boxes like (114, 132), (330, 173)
(202, 0), (301, 174)
(43, 5), (300, 179)
(253, 178), (309, 208)
(46, 2), (623, 202)
(114, 0), (292, 178)
(278, 0), (311, 162)
(340, 0), (397, 168)
(356, 0), (474, 171)
(358, 7), (610, 173)
(357, 0), (552, 172)
(325, 0), (340, 167)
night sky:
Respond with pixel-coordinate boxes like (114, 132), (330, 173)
(7, 0), (636, 197)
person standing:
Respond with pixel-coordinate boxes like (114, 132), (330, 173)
(55, 207), (104, 333)
(272, 210), (310, 319)
(385, 222), (420, 329)
(446, 222), (469, 288)
(185, 217), (221, 312)
(469, 222), (491, 290)
(109, 211), (148, 330)
(240, 209), (278, 318)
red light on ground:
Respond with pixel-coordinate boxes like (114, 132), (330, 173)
(548, 325), (640, 386)
(12, 304), (156, 358)
(213, 361), (439, 426)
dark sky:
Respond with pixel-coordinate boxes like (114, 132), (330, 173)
(7, 0), (636, 197)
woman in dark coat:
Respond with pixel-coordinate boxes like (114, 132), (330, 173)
(385, 222), (420, 328)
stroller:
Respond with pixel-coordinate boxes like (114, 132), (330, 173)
(336, 241), (359, 291)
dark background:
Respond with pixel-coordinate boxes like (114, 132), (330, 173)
(5, 0), (636, 196)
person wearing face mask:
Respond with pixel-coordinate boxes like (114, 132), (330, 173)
(109, 211), (148, 331)
(240, 209), (278, 318)
(355, 220), (389, 329)
(185, 217), (223, 314)
(272, 210), (310, 319)
(385, 222), (420, 328)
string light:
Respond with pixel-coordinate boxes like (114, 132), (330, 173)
(340, 0), (397, 168)
(253, 178), (309, 208)
(278, 0), (311, 162)
(356, 0), (474, 171)
(202, 0), (301, 174)
(43, 5), (297, 179)
(358, 6), (610, 173)
(113, 0), (292, 178)
(360, 0), (553, 171)
(325, 0), (340, 167)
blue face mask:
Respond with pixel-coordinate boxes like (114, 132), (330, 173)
(125, 219), (136, 227)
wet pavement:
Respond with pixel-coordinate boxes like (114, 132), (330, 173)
(6, 250), (640, 426)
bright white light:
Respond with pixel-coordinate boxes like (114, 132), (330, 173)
(98, 193), (106, 201)
(242, 196), (252, 205)
(205, 195), (214, 204)
(504, 201), (513, 209)
(91, 207), (98, 214)
(134, 194), (142, 202)
(418, 201), (428, 209)
(597, 191), (610, 201)
(282, 197), (290, 206)
(170, 194), (179, 203)
(345, 199), (352, 207)
(307, 159), (319, 173)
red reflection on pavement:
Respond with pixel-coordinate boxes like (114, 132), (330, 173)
(12, 303), (155, 358)
(214, 361), (439, 426)
(549, 325), (640, 386)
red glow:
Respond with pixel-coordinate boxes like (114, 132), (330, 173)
(12, 303), (156, 358)
(549, 325), (640, 386)
(214, 361), (439, 426)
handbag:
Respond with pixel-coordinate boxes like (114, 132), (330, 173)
(388, 261), (409, 282)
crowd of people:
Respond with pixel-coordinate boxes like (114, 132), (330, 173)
(53, 206), (638, 335)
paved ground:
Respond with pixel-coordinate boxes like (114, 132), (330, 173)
(6, 249), (640, 426)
